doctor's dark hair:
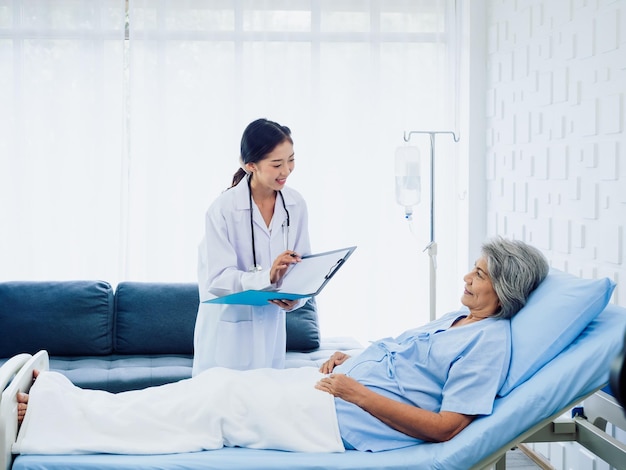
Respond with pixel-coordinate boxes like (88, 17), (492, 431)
(481, 237), (549, 319)
(231, 118), (293, 187)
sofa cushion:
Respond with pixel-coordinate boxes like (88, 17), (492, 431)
(49, 355), (193, 393)
(114, 282), (199, 355)
(0, 281), (114, 357)
(286, 298), (320, 352)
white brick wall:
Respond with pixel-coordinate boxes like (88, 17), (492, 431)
(485, 0), (626, 306)
(485, 0), (626, 468)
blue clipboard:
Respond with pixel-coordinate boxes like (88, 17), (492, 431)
(204, 246), (357, 306)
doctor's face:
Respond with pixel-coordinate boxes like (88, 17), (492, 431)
(247, 140), (295, 193)
(460, 256), (501, 318)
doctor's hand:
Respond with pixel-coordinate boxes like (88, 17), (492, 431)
(269, 250), (301, 284)
(319, 351), (351, 374)
(269, 299), (299, 311)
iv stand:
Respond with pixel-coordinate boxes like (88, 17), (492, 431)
(403, 130), (459, 321)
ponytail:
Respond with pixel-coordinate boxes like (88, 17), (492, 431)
(231, 168), (247, 188)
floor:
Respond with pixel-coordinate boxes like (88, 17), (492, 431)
(505, 448), (545, 469)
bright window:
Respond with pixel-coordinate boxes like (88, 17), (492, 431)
(1, 0), (460, 341)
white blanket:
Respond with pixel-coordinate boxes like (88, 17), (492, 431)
(14, 367), (344, 455)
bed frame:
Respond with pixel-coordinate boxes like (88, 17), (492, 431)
(2, 306), (626, 470)
(513, 389), (626, 470)
(471, 387), (626, 470)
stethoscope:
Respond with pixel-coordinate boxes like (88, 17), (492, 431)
(247, 174), (290, 273)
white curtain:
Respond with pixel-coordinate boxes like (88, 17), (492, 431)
(0, 0), (126, 282)
(1, 0), (460, 342)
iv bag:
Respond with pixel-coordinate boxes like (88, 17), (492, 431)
(395, 146), (421, 212)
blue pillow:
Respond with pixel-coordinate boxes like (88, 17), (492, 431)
(499, 269), (615, 396)
(286, 298), (320, 352)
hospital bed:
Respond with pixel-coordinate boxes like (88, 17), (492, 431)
(2, 270), (626, 470)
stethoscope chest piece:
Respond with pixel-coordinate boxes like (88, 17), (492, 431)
(248, 264), (262, 273)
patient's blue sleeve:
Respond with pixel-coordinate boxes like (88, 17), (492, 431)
(333, 310), (511, 452)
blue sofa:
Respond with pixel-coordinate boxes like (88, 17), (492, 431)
(0, 280), (362, 392)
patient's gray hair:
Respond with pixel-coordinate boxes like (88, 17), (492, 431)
(482, 237), (549, 319)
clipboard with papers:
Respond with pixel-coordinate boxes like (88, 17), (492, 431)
(204, 246), (357, 306)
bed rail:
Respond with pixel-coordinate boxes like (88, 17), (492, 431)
(0, 351), (49, 470)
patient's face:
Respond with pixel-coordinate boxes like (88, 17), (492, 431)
(461, 257), (500, 318)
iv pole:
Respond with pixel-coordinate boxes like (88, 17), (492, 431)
(402, 130), (459, 321)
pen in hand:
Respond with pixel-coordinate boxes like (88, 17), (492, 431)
(271, 252), (300, 284)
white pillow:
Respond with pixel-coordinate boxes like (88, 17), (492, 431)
(498, 269), (615, 396)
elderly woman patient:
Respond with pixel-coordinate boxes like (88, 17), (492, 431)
(14, 237), (548, 455)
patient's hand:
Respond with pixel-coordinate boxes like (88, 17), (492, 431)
(16, 369), (39, 428)
(315, 374), (366, 405)
(319, 351), (351, 374)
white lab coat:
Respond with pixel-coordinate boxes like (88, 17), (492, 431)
(192, 178), (311, 375)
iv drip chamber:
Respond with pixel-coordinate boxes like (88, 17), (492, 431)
(394, 146), (421, 218)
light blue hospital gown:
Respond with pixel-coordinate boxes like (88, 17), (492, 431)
(333, 309), (512, 452)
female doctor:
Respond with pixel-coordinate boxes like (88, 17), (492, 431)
(192, 118), (312, 375)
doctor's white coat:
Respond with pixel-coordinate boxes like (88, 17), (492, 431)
(192, 179), (311, 375)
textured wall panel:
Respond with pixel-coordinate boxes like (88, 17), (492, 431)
(572, 221), (584, 248)
(580, 181), (599, 219)
(549, 145), (568, 179)
(598, 141), (618, 180)
(597, 8), (618, 53)
(558, 28), (575, 60)
(515, 181), (528, 212)
(599, 224), (622, 264)
(566, 175), (580, 201)
(538, 71), (553, 105)
(553, 67), (568, 103)
(581, 142), (597, 167)
(551, 442), (566, 469)
(600, 94), (622, 134)
(576, 448), (600, 470)
(486, 0), (625, 291)
(552, 218), (571, 253)
(535, 146), (549, 179)
(580, 98), (598, 136)
(515, 111), (531, 143)
(576, 19), (594, 58)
